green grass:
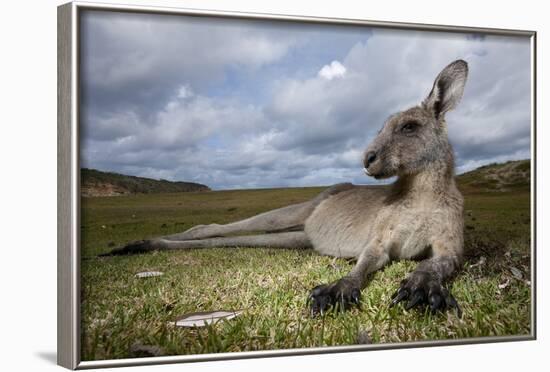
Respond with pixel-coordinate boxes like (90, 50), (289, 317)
(457, 159), (531, 193)
(80, 185), (532, 361)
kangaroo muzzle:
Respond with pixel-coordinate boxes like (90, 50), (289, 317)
(363, 151), (377, 176)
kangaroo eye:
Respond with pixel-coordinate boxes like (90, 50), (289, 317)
(401, 121), (419, 134)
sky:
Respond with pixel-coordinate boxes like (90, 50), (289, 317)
(80, 10), (532, 190)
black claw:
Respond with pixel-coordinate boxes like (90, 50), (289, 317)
(308, 285), (333, 317)
(392, 273), (461, 316)
(308, 279), (361, 316)
(445, 294), (463, 318)
(309, 285), (324, 299)
(351, 288), (361, 305)
(317, 295), (331, 314)
(390, 288), (409, 307)
(429, 293), (443, 312)
(405, 289), (425, 310)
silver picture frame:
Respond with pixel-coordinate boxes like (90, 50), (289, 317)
(57, 1), (537, 369)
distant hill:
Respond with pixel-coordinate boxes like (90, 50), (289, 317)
(81, 168), (210, 197)
(457, 159), (530, 192)
(81, 160), (531, 197)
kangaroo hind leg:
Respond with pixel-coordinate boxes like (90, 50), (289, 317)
(163, 183), (355, 241)
(106, 231), (311, 255)
(105, 183), (354, 256)
(163, 201), (313, 241)
(103, 203), (316, 256)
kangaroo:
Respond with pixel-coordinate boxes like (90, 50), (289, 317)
(108, 60), (468, 316)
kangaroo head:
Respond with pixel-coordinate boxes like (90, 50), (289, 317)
(363, 60), (468, 179)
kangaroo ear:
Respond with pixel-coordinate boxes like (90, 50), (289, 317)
(423, 60), (468, 118)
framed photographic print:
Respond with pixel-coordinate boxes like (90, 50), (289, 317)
(57, 1), (536, 369)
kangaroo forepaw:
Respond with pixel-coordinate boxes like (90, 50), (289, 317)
(308, 278), (361, 316)
(390, 272), (461, 317)
(100, 239), (160, 256)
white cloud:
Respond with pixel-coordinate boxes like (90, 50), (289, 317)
(81, 14), (531, 190)
(80, 10), (298, 108)
(318, 60), (347, 80)
(264, 30), (531, 175)
(176, 85), (193, 99)
(81, 110), (144, 142)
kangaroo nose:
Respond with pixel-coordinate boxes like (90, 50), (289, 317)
(364, 151), (377, 168)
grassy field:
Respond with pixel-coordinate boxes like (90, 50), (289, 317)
(81, 182), (532, 360)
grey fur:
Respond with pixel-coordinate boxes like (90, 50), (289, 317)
(113, 60), (469, 314)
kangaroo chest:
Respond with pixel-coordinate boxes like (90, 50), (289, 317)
(376, 204), (439, 259)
